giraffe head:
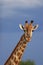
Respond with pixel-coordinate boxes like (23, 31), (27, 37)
(19, 20), (38, 41)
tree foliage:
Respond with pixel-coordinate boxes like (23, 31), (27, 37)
(19, 60), (35, 65)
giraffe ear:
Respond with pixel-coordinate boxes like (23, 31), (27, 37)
(33, 24), (39, 30)
(19, 24), (24, 30)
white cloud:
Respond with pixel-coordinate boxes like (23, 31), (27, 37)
(1, 0), (43, 8)
(1, 0), (43, 18)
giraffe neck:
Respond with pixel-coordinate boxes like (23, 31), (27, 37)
(4, 34), (30, 65)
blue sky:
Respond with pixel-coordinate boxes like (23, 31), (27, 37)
(0, 0), (43, 65)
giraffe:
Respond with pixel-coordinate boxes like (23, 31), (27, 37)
(4, 20), (38, 65)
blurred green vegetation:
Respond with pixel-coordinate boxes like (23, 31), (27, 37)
(19, 60), (35, 65)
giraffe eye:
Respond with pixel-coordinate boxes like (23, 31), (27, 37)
(24, 30), (27, 32)
(24, 29), (27, 32)
(32, 30), (34, 32)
